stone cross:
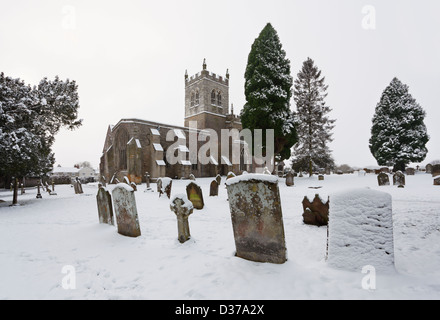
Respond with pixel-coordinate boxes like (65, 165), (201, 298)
(112, 184), (141, 237)
(226, 174), (287, 264)
(186, 182), (204, 210)
(96, 186), (114, 226)
(170, 194), (194, 243)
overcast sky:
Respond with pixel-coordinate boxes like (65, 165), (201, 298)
(1, 0), (439, 169)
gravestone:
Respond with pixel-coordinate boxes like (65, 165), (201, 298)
(318, 175), (325, 181)
(189, 174), (196, 181)
(130, 182), (137, 192)
(226, 172), (236, 180)
(393, 171), (405, 187)
(377, 172), (390, 186)
(406, 168), (415, 176)
(327, 189), (395, 272)
(96, 187), (114, 226)
(432, 164), (440, 177)
(210, 180), (219, 196)
(186, 182), (204, 210)
(358, 170), (366, 177)
(162, 178), (173, 199)
(426, 164), (433, 174)
(225, 174), (287, 264)
(215, 174), (222, 185)
(112, 184), (141, 237)
(157, 178), (163, 196)
(434, 176), (440, 186)
(144, 172), (153, 192)
(170, 194), (194, 243)
(302, 194), (329, 227)
(285, 171), (294, 187)
(36, 185), (42, 199)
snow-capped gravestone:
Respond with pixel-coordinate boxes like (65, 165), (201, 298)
(162, 177), (172, 199)
(96, 186), (114, 226)
(393, 171), (406, 187)
(226, 172), (236, 180)
(170, 194), (194, 243)
(285, 171), (294, 187)
(215, 174), (222, 185)
(377, 172), (390, 186)
(186, 182), (204, 210)
(425, 164), (432, 174)
(226, 174), (287, 264)
(327, 189), (395, 272)
(209, 180), (219, 197)
(156, 178), (163, 195)
(73, 179), (83, 195)
(434, 176), (440, 186)
(189, 174), (196, 181)
(302, 194), (329, 227)
(112, 184), (141, 238)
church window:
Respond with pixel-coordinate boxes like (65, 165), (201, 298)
(190, 92), (195, 107)
(211, 90), (216, 105)
(195, 90), (200, 105)
(217, 92), (222, 107)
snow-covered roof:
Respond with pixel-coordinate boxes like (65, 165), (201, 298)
(52, 167), (79, 174)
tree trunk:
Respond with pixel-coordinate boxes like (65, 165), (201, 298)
(12, 178), (19, 205)
(309, 159), (313, 177)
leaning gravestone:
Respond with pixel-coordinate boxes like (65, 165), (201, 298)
(285, 171), (294, 187)
(186, 182), (204, 210)
(377, 172), (390, 186)
(96, 187), (114, 226)
(210, 180), (219, 197)
(112, 184), (141, 237)
(170, 194), (194, 243)
(393, 171), (405, 187)
(302, 194), (329, 227)
(162, 178), (173, 199)
(226, 174), (287, 264)
(327, 188), (395, 272)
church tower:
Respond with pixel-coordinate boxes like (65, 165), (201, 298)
(184, 59), (230, 133)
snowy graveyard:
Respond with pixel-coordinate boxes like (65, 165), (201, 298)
(0, 173), (439, 299)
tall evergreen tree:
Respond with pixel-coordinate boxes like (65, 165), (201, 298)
(241, 23), (297, 165)
(0, 72), (82, 204)
(369, 78), (429, 172)
(291, 58), (335, 176)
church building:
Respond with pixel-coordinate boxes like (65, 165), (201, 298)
(99, 60), (248, 183)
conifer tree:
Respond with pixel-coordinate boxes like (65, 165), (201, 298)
(291, 58), (335, 176)
(241, 23), (297, 165)
(369, 78), (429, 172)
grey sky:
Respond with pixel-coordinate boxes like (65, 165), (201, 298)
(1, 0), (439, 169)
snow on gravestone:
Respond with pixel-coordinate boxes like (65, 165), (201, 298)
(393, 171), (405, 187)
(96, 186), (114, 226)
(377, 172), (390, 186)
(226, 174), (287, 264)
(112, 183), (141, 238)
(327, 189), (395, 272)
(170, 194), (194, 243)
(186, 182), (204, 210)
(162, 177), (172, 199)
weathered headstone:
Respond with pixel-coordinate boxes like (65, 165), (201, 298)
(36, 185), (42, 199)
(318, 175), (325, 181)
(302, 194), (329, 227)
(426, 164), (433, 174)
(186, 182), (204, 210)
(210, 180), (219, 196)
(434, 176), (440, 186)
(226, 172), (236, 180)
(130, 182), (137, 192)
(96, 187), (114, 226)
(285, 171), (294, 187)
(112, 184), (141, 237)
(144, 172), (152, 192)
(393, 171), (405, 187)
(157, 178), (163, 196)
(170, 194), (194, 243)
(189, 174), (196, 181)
(377, 172), (390, 186)
(432, 164), (440, 177)
(406, 168), (415, 176)
(327, 189), (395, 272)
(225, 174), (287, 264)
(162, 178), (172, 199)
(215, 174), (222, 185)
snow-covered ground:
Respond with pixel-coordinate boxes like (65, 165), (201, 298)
(0, 173), (439, 300)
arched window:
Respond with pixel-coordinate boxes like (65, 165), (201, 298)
(195, 90), (200, 105)
(211, 90), (216, 105)
(217, 92), (222, 107)
(190, 92), (195, 107)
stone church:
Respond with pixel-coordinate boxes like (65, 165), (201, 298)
(99, 60), (249, 183)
